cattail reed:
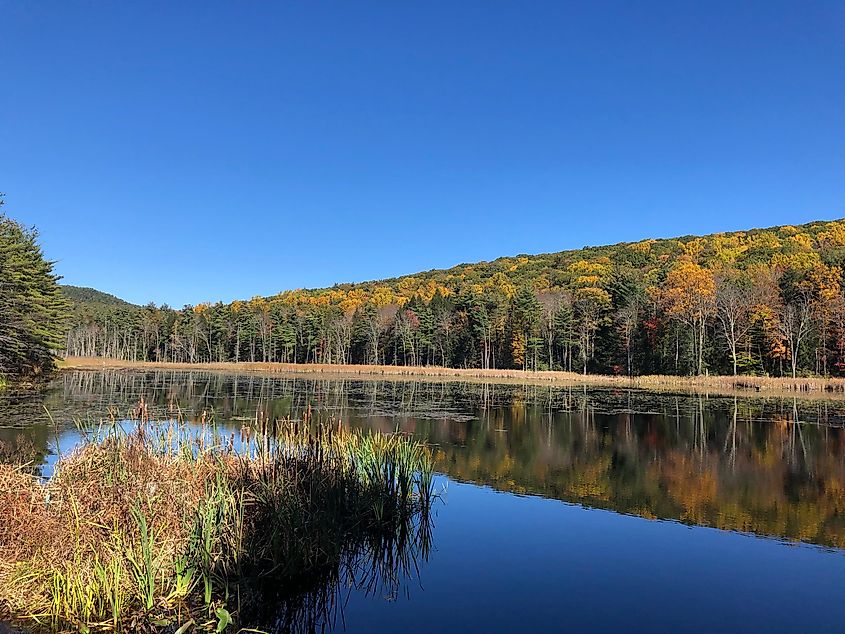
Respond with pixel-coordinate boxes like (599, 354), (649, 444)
(0, 413), (435, 632)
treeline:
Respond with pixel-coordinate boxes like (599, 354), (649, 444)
(0, 197), (69, 383)
(65, 219), (845, 377)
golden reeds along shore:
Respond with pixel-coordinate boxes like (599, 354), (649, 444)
(0, 416), (434, 632)
(61, 357), (845, 398)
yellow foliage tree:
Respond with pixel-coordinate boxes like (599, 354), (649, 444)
(660, 261), (716, 374)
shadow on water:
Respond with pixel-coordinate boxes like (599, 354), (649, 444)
(233, 505), (433, 634)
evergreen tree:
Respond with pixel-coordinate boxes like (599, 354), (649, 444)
(0, 198), (69, 381)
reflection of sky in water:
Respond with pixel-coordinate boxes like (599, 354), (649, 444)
(342, 476), (845, 633)
(4, 371), (845, 631)
(41, 419), (210, 478)
(4, 369), (845, 548)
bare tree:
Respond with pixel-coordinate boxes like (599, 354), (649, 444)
(538, 290), (568, 371)
(574, 288), (609, 375)
(616, 300), (639, 376)
(778, 291), (813, 378)
(434, 310), (453, 366)
(329, 310), (354, 364)
(715, 274), (755, 376)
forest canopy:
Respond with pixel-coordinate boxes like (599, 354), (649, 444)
(64, 218), (845, 378)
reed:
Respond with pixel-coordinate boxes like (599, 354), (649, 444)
(62, 356), (845, 399)
(0, 412), (434, 632)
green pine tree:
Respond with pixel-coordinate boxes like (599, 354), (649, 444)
(0, 197), (70, 382)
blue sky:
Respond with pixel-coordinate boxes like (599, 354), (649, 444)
(2, 1), (843, 307)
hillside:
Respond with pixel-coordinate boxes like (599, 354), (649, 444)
(337, 219), (845, 297)
(64, 218), (845, 378)
(61, 285), (135, 307)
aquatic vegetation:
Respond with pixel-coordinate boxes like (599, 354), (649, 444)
(63, 358), (845, 398)
(0, 413), (434, 632)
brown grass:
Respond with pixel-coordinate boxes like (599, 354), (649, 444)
(0, 417), (434, 632)
(61, 356), (845, 399)
(0, 432), (204, 627)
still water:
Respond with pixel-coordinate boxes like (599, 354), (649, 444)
(3, 370), (845, 632)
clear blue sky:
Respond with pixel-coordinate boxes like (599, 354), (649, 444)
(2, 1), (843, 307)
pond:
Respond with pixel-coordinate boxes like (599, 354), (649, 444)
(3, 370), (845, 632)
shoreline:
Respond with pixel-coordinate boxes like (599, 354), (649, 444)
(59, 357), (845, 400)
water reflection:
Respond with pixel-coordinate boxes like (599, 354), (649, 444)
(3, 370), (845, 547)
(236, 499), (433, 634)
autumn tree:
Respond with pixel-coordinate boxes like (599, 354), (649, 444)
(538, 290), (569, 371)
(806, 263), (842, 375)
(776, 270), (814, 378)
(659, 261), (716, 375)
(610, 271), (644, 376)
(568, 260), (612, 374)
(573, 287), (611, 374)
(714, 272), (756, 375)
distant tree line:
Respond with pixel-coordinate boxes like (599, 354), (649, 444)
(0, 197), (69, 383)
(65, 219), (845, 378)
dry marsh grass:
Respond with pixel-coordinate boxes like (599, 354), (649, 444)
(0, 414), (434, 632)
(62, 357), (845, 399)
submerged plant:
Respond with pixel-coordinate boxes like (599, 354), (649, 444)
(0, 411), (435, 632)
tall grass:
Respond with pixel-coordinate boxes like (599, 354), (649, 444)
(0, 412), (434, 632)
(63, 356), (845, 398)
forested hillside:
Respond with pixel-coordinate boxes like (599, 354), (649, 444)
(61, 285), (135, 307)
(65, 219), (845, 377)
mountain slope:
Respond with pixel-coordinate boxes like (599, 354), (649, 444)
(61, 285), (135, 307)
(286, 218), (845, 304)
(64, 217), (845, 378)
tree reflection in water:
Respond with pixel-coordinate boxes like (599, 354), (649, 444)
(5, 369), (845, 548)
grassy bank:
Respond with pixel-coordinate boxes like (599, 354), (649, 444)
(0, 416), (433, 632)
(61, 356), (845, 397)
